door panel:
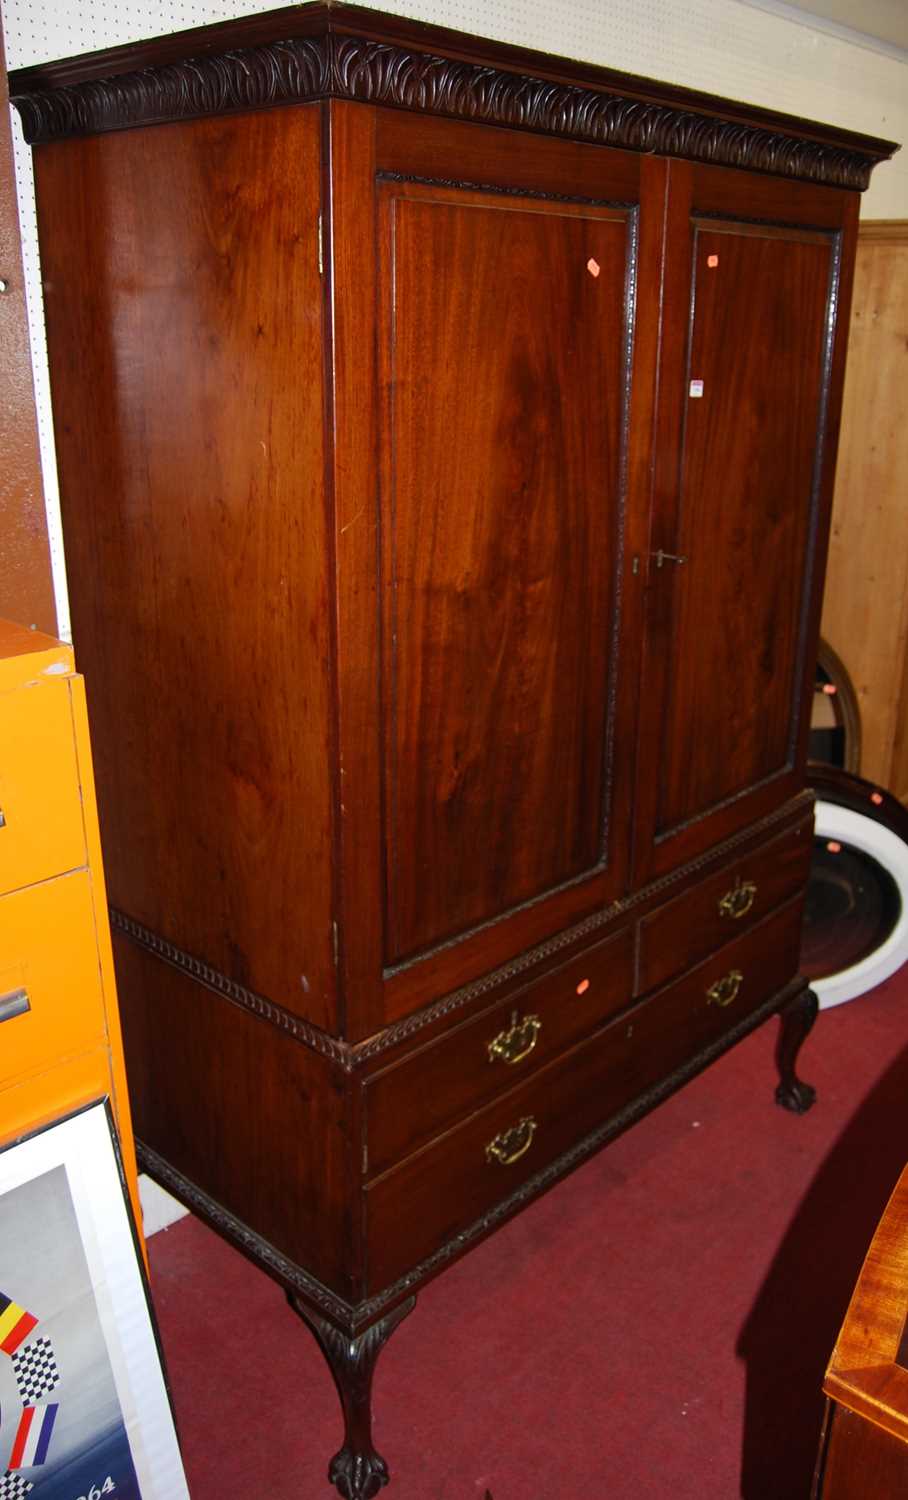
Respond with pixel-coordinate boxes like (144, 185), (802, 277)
(633, 162), (848, 883)
(330, 107), (667, 1037)
(659, 222), (831, 830)
(379, 182), (633, 966)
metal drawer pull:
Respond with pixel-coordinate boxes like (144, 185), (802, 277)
(485, 1116), (538, 1166)
(0, 808), (6, 828)
(706, 970), (743, 1009)
(718, 880), (757, 920)
(488, 1011), (542, 1066)
(0, 989), (31, 1024)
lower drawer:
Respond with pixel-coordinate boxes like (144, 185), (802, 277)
(364, 897), (804, 1294)
(0, 873), (108, 1087)
(637, 813), (813, 995)
(366, 924), (634, 1174)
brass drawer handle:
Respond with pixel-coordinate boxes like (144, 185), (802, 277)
(485, 1115), (538, 1166)
(706, 970), (743, 1008)
(718, 880), (757, 920)
(0, 988), (30, 1024)
(488, 1011), (542, 1066)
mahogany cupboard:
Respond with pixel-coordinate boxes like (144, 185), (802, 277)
(9, 7), (896, 1493)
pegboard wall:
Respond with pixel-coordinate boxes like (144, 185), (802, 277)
(3, 0), (907, 636)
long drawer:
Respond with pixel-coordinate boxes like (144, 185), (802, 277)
(366, 924), (634, 1174)
(0, 678), (86, 897)
(0, 872), (108, 1088)
(364, 897), (804, 1294)
(637, 813), (813, 994)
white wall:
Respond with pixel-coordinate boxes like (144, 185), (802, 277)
(3, 0), (907, 633)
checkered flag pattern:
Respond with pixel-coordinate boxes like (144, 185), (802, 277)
(0, 1472), (33, 1498)
(12, 1338), (60, 1405)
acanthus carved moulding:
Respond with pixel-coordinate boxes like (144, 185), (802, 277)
(10, 27), (889, 191)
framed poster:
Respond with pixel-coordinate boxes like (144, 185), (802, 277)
(0, 1102), (189, 1500)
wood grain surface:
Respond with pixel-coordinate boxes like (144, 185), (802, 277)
(35, 105), (338, 1030)
(823, 1161), (908, 1445)
(379, 183), (631, 961)
(632, 163), (857, 885)
(20, 13), (872, 1481)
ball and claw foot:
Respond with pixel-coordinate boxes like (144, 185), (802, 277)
(329, 1448), (390, 1500)
(288, 1292), (416, 1500)
(774, 985), (819, 1115)
(775, 1076), (817, 1114)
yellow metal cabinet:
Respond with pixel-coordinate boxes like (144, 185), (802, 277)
(0, 618), (141, 1237)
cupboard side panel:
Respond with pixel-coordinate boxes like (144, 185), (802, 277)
(113, 936), (354, 1298)
(34, 106), (338, 1030)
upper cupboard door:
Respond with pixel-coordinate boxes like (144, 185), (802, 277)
(381, 181), (632, 966)
(341, 115), (663, 1018)
(634, 164), (857, 882)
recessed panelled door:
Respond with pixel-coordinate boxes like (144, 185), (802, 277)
(634, 162), (851, 883)
(381, 182), (630, 966)
(367, 121), (662, 1012)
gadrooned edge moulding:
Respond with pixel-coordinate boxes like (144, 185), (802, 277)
(8, 19), (898, 191)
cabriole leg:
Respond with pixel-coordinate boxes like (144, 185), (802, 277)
(775, 985), (819, 1114)
(288, 1294), (416, 1499)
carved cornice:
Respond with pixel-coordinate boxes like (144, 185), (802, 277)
(13, 38), (325, 144)
(10, 19), (895, 190)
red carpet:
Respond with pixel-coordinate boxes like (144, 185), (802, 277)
(147, 970), (908, 1499)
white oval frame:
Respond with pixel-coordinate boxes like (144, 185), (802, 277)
(811, 799), (908, 1009)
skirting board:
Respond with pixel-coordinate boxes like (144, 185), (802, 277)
(139, 1171), (190, 1237)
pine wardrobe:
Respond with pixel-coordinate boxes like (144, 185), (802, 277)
(10, 7), (896, 1494)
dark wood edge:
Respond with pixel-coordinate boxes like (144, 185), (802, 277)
(810, 1396), (834, 1500)
(137, 973), (807, 1333)
(111, 791), (813, 1070)
(8, 4), (896, 188)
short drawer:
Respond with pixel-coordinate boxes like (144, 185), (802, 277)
(0, 873), (108, 1088)
(0, 679), (86, 897)
(365, 924), (634, 1174)
(365, 898), (803, 1294)
(638, 815), (812, 994)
